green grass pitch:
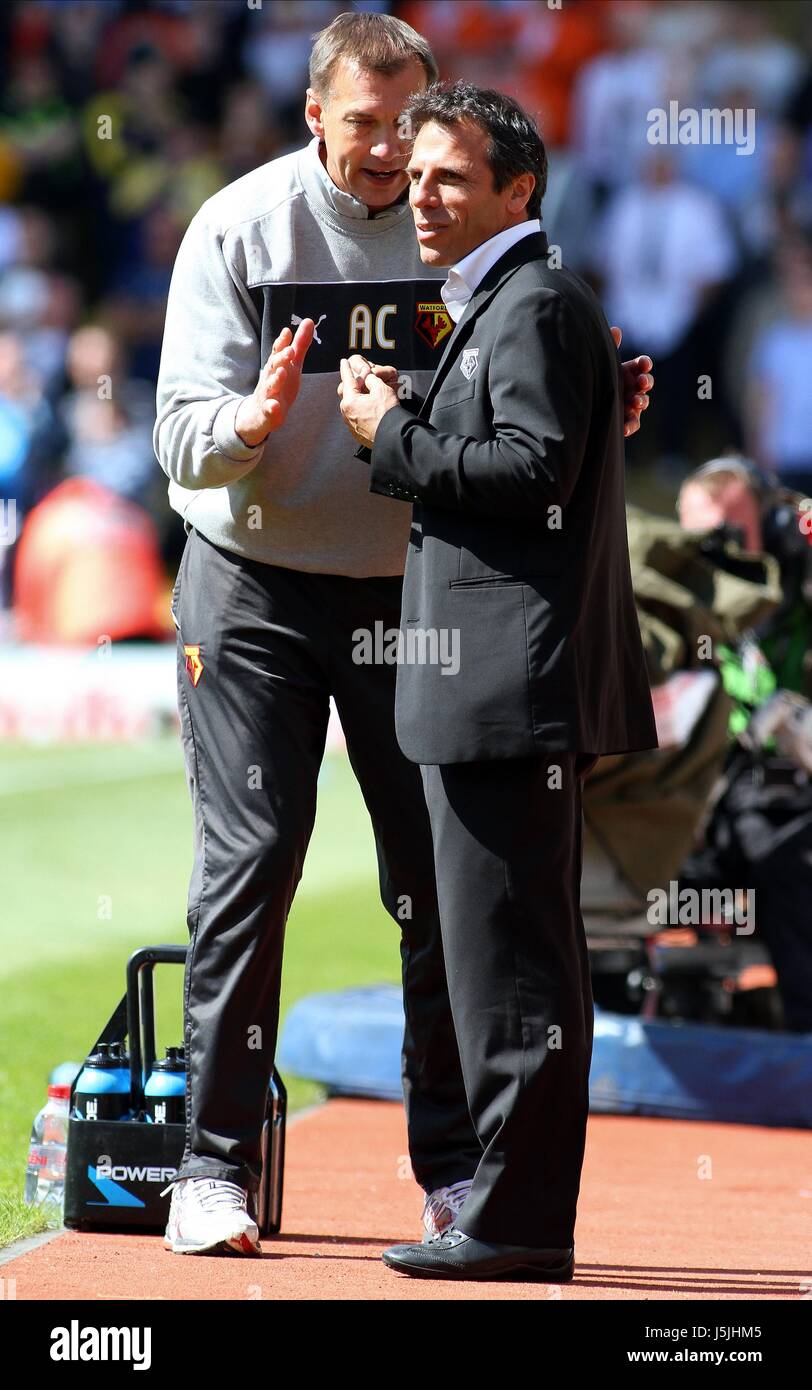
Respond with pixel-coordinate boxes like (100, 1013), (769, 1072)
(0, 740), (401, 1248)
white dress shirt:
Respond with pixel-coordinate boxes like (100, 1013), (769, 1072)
(440, 219), (542, 324)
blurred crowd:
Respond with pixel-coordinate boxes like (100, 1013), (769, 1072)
(1, 0), (812, 639)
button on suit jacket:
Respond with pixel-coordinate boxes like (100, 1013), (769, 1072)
(361, 229), (659, 765)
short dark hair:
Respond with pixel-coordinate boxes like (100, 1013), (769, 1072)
(402, 80), (547, 220)
(309, 12), (438, 102)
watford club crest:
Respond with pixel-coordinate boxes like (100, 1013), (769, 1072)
(415, 301), (453, 349)
(184, 644), (204, 687)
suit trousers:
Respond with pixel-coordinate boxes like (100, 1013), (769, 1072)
(171, 526), (480, 1194)
(420, 752), (597, 1248)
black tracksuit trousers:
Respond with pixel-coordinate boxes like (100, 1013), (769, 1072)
(170, 526), (480, 1196)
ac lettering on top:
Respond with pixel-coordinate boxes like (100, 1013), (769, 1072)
(348, 303), (397, 350)
(261, 282), (452, 372)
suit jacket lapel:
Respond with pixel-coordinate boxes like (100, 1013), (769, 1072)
(418, 229), (549, 419)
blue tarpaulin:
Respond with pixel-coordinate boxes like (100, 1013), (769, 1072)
(277, 985), (812, 1129)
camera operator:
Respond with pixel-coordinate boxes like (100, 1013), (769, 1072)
(676, 455), (812, 1032)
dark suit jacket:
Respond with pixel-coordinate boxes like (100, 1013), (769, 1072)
(361, 228), (659, 765)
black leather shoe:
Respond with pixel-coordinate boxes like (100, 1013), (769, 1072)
(382, 1226), (574, 1281)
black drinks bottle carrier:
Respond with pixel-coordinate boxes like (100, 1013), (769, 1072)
(63, 945), (286, 1234)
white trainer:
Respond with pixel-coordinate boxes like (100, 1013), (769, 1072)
(422, 1179), (473, 1243)
(161, 1177), (262, 1255)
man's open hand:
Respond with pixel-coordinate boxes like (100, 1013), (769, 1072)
(235, 318), (315, 446)
(612, 326), (654, 438)
(337, 354), (399, 446)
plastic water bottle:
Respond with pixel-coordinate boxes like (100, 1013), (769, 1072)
(24, 1084), (70, 1223)
(108, 1041), (132, 1110)
(144, 1046), (186, 1124)
(48, 1061), (81, 1088)
(71, 1042), (132, 1120)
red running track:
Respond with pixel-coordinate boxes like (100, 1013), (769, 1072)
(2, 1100), (810, 1300)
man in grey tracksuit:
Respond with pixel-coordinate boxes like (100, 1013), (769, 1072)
(154, 12), (652, 1255)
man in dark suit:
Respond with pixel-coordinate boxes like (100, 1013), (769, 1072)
(338, 81), (658, 1281)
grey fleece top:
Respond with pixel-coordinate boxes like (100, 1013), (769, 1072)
(153, 136), (454, 576)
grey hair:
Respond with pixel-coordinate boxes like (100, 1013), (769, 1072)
(309, 11), (438, 102)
